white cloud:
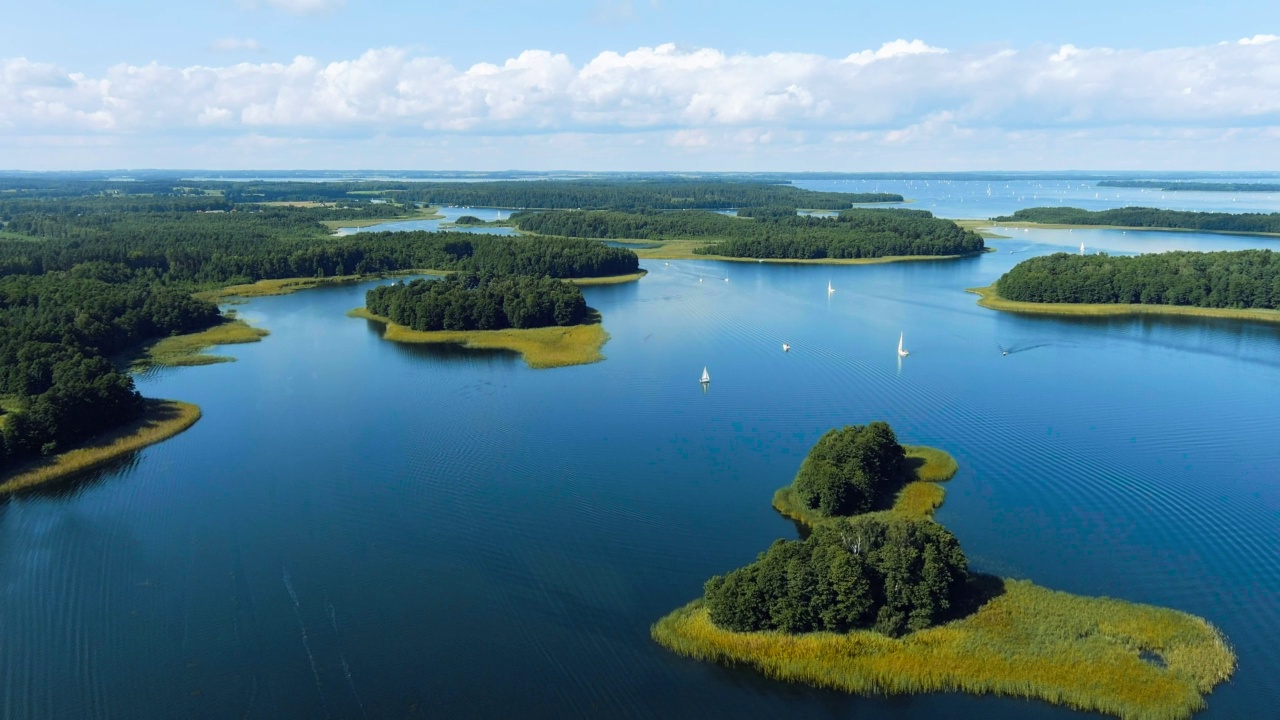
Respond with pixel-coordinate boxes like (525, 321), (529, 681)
(1238, 34), (1279, 45)
(2, 37), (1280, 168)
(242, 0), (346, 15)
(210, 38), (265, 53)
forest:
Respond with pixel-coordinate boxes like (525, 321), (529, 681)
(995, 250), (1280, 308)
(366, 274), (588, 331)
(993, 206), (1280, 234)
(0, 272), (222, 471)
(512, 208), (984, 260)
(1097, 181), (1280, 193)
(792, 422), (908, 516)
(703, 515), (969, 637)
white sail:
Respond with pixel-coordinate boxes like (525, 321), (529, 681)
(828, 280), (834, 294)
(782, 343), (790, 352)
(700, 367), (710, 384)
(898, 332), (910, 357)
(1080, 241), (1085, 255)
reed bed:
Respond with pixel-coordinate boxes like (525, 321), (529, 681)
(0, 400), (201, 494)
(349, 307), (609, 369)
(135, 320), (269, 367)
(652, 580), (1234, 720)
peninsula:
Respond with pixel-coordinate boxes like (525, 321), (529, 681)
(990, 207), (1280, 236)
(653, 422), (1236, 720)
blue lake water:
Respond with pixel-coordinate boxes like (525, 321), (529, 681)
(1, 223), (1279, 717)
(334, 206), (517, 236)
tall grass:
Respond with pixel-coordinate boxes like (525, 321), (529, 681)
(134, 319), (269, 368)
(349, 307), (609, 369)
(652, 580), (1234, 720)
(0, 400), (201, 494)
(667, 441), (1236, 718)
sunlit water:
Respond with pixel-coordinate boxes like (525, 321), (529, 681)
(1, 224), (1279, 717)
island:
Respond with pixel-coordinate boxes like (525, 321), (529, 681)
(513, 207), (986, 263)
(351, 274), (609, 368)
(652, 422), (1236, 720)
(970, 250), (1280, 323)
(989, 207), (1280, 236)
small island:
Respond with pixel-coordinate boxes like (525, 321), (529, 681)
(352, 274), (610, 368)
(990, 206), (1280, 236)
(653, 422), (1235, 720)
(970, 250), (1280, 323)
(513, 207), (985, 263)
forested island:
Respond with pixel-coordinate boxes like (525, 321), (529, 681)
(1098, 181), (1280, 193)
(513, 208), (985, 261)
(992, 207), (1280, 235)
(653, 422), (1236, 719)
(970, 250), (1280, 323)
(366, 274), (588, 331)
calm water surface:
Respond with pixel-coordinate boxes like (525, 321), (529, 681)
(334, 206), (517, 236)
(1, 227), (1279, 718)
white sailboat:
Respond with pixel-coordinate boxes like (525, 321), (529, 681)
(700, 367), (710, 384)
(828, 280), (835, 294)
(897, 332), (910, 358)
(782, 343), (791, 352)
(1079, 241), (1085, 255)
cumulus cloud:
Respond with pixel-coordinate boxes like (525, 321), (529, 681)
(209, 37), (265, 53)
(1, 37), (1278, 148)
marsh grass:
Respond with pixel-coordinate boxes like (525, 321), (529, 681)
(664, 442), (1236, 718)
(969, 284), (1280, 324)
(565, 270), (647, 286)
(134, 319), (269, 368)
(349, 307), (610, 369)
(652, 580), (1234, 720)
(0, 400), (201, 495)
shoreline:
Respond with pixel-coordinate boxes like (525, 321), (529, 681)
(632, 241), (992, 264)
(132, 319), (270, 368)
(0, 400), (201, 495)
(653, 440), (1235, 719)
(321, 206), (444, 230)
(971, 220), (1280, 239)
(349, 307), (610, 369)
(968, 284), (1280, 324)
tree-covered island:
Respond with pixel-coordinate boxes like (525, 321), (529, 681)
(991, 207), (1280, 235)
(653, 421), (1236, 719)
(513, 207), (985, 262)
(970, 250), (1280, 323)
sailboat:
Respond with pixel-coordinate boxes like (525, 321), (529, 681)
(700, 367), (711, 384)
(897, 333), (910, 358)
(828, 280), (835, 294)
(1080, 241), (1085, 255)
(782, 343), (791, 352)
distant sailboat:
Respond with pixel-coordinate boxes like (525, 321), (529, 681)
(828, 280), (835, 294)
(782, 343), (791, 352)
(1079, 241), (1085, 255)
(700, 367), (711, 384)
(897, 333), (910, 358)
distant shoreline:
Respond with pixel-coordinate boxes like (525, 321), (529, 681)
(971, 220), (1280, 239)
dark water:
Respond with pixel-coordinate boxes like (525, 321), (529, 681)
(2, 228), (1280, 718)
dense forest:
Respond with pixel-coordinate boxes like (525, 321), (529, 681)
(704, 512), (969, 637)
(0, 272), (222, 471)
(366, 274), (588, 331)
(792, 422), (907, 516)
(993, 206), (1280, 234)
(512, 208), (984, 259)
(996, 250), (1280, 308)
(1097, 181), (1280, 193)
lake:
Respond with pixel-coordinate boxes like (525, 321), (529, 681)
(334, 206), (518, 236)
(1, 225), (1278, 718)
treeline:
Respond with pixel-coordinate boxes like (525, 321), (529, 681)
(704, 516), (968, 637)
(1097, 181), (1280, 193)
(993, 207), (1280, 235)
(0, 272), (222, 470)
(996, 250), (1280, 308)
(512, 207), (981, 260)
(0, 208), (638, 282)
(793, 422), (907, 515)
(366, 274), (588, 331)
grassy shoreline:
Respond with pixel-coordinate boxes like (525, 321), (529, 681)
(968, 284), (1280, 324)
(133, 319), (269, 368)
(655, 443), (1236, 719)
(321, 206), (444, 230)
(974, 220), (1280, 239)
(565, 270), (647, 286)
(0, 400), (201, 495)
(349, 307), (610, 369)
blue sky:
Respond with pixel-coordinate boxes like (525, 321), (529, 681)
(3, 0), (1279, 170)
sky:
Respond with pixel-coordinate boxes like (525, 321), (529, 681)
(2, 0), (1279, 171)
